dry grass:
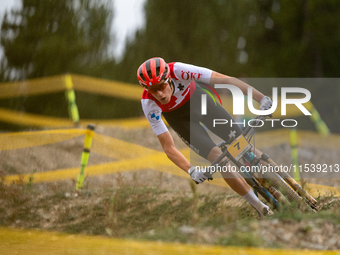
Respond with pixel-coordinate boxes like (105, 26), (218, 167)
(1, 169), (340, 250)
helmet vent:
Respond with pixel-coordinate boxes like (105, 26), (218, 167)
(139, 69), (146, 82)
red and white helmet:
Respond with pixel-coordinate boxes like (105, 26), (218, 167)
(137, 57), (170, 87)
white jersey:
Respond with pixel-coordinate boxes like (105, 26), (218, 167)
(141, 62), (212, 136)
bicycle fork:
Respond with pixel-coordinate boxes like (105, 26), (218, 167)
(243, 151), (294, 209)
(212, 143), (281, 209)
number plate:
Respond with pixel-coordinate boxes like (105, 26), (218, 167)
(227, 135), (252, 161)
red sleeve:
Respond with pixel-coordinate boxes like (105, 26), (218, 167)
(167, 62), (178, 80)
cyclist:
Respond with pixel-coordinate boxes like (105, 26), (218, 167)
(137, 57), (273, 216)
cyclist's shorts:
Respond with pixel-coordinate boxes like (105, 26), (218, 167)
(162, 87), (242, 159)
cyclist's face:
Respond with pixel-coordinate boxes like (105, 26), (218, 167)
(148, 78), (172, 104)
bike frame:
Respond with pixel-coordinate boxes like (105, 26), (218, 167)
(209, 115), (281, 209)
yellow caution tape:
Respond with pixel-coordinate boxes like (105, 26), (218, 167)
(1, 74), (331, 130)
(0, 76), (65, 99)
(0, 107), (74, 127)
(0, 227), (339, 255)
(0, 129), (86, 151)
(71, 74), (141, 100)
(0, 106), (150, 128)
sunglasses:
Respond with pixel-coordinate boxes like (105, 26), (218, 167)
(145, 78), (169, 93)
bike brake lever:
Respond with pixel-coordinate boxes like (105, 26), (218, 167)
(204, 171), (214, 181)
(193, 174), (214, 185)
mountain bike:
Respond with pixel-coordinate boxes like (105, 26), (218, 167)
(205, 115), (318, 212)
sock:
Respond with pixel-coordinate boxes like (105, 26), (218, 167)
(242, 189), (269, 213)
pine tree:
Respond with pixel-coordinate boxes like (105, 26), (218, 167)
(0, 0), (114, 80)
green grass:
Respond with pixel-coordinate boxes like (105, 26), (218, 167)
(217, 230), (266, 247)
(0, 176), (339, 249)
(269, 196), (340, 224)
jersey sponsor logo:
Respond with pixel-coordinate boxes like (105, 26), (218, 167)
(181, 71), (203, 80)
(197, 82), (223, 107)
(147, 110), (162, 123)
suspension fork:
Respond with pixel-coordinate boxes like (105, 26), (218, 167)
(213, 147), (280, 209)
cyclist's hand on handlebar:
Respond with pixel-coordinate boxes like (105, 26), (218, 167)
(260, 96), (272, 111)
(188, 166), (210, 184)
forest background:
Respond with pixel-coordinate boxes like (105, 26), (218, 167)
(0, 0), (339, 132)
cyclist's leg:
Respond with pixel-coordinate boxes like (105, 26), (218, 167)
(163, 101), (254, 197)
(207, 146), (250, 196)
(165, 112), (270, 214)
(190, 89), (251, 191)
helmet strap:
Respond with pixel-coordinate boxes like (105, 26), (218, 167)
(169, 80), (175, 95)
